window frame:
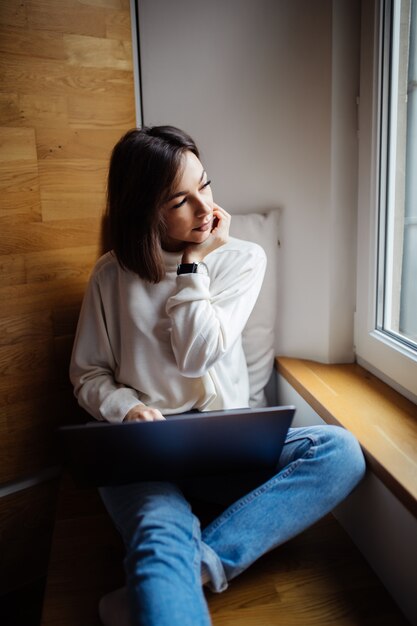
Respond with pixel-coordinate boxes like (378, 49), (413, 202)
(355, 0), (417, 404)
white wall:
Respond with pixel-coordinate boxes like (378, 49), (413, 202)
(137, 0), (360, 363)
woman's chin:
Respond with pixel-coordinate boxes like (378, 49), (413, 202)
(192, 229), (211, 243)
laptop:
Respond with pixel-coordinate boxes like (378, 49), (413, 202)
(58, 406), (295, 488)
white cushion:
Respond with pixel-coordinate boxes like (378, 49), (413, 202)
(229, 209), (279, 407)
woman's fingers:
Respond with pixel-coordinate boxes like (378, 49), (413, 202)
(212, 204), (231, 236)
(123, 405), (166, 422)
(181, 203), (231, 263)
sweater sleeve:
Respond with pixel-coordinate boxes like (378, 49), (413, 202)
(69, 273), (143, 423)
(165, 243), (266, 377)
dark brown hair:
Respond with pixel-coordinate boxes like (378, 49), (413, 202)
(103, 126), (199, 283)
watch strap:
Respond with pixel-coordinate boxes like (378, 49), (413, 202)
(177, 263), (198, 275)
(177, 262), (209, 276)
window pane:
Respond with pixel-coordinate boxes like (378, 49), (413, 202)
(378, 0), (417, 349)
(400, 0), (417, 341)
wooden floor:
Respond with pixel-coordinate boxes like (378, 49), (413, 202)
(41, 476), (409, 626)
(207, 520), (408, 626)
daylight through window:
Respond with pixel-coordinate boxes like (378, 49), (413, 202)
(377, 0), (417, 350)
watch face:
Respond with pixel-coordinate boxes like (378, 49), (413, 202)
(177, 262), (209, 276)
(177, 263), (196, 275)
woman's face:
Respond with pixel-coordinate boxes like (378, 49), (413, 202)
(161, 151), (213, 252)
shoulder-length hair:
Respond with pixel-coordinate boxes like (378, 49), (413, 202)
(102, 126), (199, 283)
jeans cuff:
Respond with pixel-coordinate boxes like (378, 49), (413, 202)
(201, 541), (228, 593)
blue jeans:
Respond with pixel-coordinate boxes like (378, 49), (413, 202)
(99, 425), (365, 626)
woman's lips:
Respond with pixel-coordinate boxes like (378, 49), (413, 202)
(193, 219), (212, 232)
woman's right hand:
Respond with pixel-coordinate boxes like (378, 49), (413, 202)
(123, 405), (165, 422)
(181, 203), (231, 264)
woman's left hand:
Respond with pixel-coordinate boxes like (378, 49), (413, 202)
(182, 204), (231, 264)
(123, 405), (165, 422)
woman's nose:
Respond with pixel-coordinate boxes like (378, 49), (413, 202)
(194, 197), (211, 216)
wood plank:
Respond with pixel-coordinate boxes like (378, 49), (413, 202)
(63, 33), (132, 70)
(0, 93), (21, 125)
(35, 127), (122, 160)
(0, 126), (37, 161)
(0, 279), (86, 316)
(276, 357), (417, 516)
(0, 308), (53, 346)
(0, 254), (26, 287)
(53, 334), (77, 380)
(40, 191), (106, 221)
(0, 217), (101, 254)
(19, 93), (69, 129)
(82, 0), (124, 9)
(52, 304), (82, 337)
(0, 370), (58, 408)
(0, 190), (42, 220)
(0, 25), (66, 60)
(25, 245), (99, 284)
(0, 338), (55, 378)
(26, 0), (107, 38)
(0, 160), (39, 194)
(68, 93), (135, 129)
(0, 0), (27, 28)
(38, 158), (107, 194)
(105, 9), (132, 40)
(0, 54), (135, 98)
(1, 401), (62, 482)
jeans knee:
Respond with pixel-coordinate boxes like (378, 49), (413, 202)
(326, 426), (366, 489)
(134, 500), (197, 546)
(125, 513), (201, 581)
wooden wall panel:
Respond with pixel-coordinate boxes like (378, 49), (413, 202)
(0, 0), (135, 592)
(0, 0), (135, 484)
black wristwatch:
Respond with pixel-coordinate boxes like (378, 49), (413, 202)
(177, 262), (209, 276)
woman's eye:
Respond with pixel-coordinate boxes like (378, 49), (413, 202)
(172, 197), (187, 209)
(201, 179), (211, 190)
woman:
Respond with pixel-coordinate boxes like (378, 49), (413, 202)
(70, 126), (366, 626)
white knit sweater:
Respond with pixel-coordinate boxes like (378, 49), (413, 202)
(70, 237), (266, 423)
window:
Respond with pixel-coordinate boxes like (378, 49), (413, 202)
(355, 0), (417, 402)
(377, 0), (417, 350)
